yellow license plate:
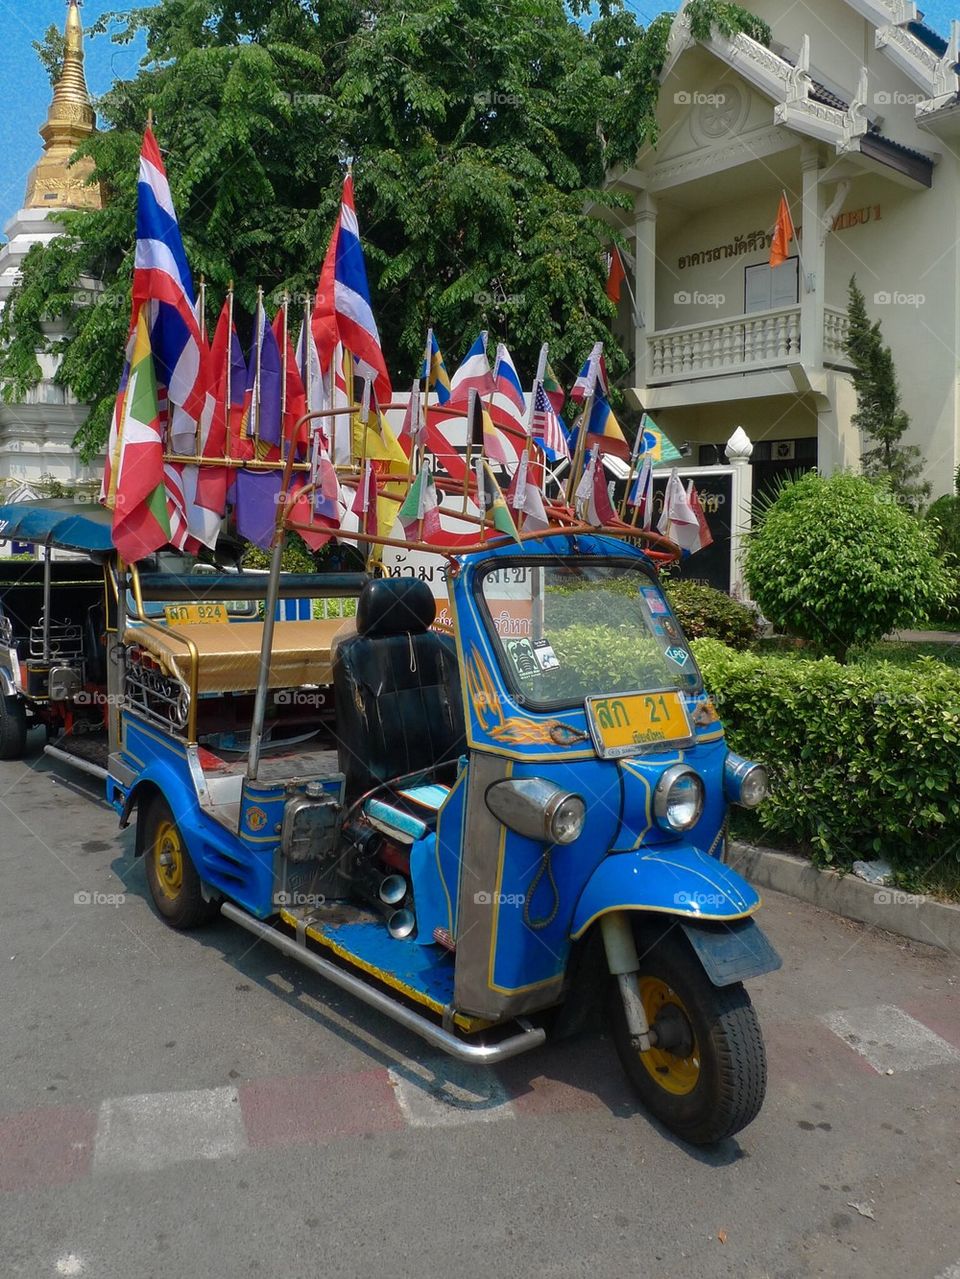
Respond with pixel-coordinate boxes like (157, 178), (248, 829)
(164, 603), (229, 626)
(585, 690), (694, 759)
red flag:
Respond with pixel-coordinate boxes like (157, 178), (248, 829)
(351, 460), (379, 536)
(769, 194), (795, 268)
(272, 310), (308, 459)
(685, 479), (714, 553)
(606, 247), (626, 304)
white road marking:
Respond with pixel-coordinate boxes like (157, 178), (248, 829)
(389, 1060), (515, 1128)
(55, 1257), (84, 1277)
(93, 1086), (247, 1174)
(934, 1265), (960, 1279)
(821, 1005), (960, 1074)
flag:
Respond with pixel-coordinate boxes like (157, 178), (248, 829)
(685, 479), (714, 553)
(531, 382), (570, 461)
(101, 326), (137, 506)
(467, 388), (508, 465)
(570, 342), (608, 404)
(770, 193), (795, 268)
(351, 459), (379, 537)
(575, 451), (616, 528)
(476, 459), (521, 543)
(506, 451), (549, 531)
(492, 343), (526, 419)
(398, 460), (441, 539)
(109, 311), (171, 562)
(637, 414), (683, 465)
(566, 391), (629, 459)
(627, 457), (654, 529)
(313, 173), (392, 403)
(399, 380), (425, 457)
(657, 469), (701, 552)
(543, 362), (565, 414)
(422, 329), (451, 404)
(449, 332), (495, 405)
(131, 127), (207, 427)
(296, 313), (324, 413)
(606, 247), (626, 304)
(242, 301), (283, 448)
(273, 309), (308, 458)
(234, 468), (282, 550)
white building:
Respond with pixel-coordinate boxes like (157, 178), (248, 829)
(609, 0), (960, 497)
(0, 1), (103, 495)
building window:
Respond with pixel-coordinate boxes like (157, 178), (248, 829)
(744, 258), (799, 313)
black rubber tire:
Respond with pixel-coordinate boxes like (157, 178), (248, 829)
(609, 925), (767, 1145)
(142, 793), (218, 930)
(0, 695), (27, 761)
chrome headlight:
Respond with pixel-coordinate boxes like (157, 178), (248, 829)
(485, 778), (586, 845)
(723, 752), (768, 809)
(653, 764), (704, 833)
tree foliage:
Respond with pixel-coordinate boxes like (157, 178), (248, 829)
(744, 471), (955, 662)
(1, 0), (766, 460)
(845, 275), (930, 510)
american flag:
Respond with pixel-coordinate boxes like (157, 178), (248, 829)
(531, 382), (570, 461)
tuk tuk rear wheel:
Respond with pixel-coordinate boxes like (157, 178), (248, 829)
(609, 926), (766, 1145)
(0, 695), (27, 761)
(143, 794), (217, 930)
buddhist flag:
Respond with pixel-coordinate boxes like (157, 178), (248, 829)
(769, 193), (795, 268)
(110, 311), (172, 563)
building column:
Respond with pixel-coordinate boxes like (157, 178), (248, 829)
(799, 142), (825, 373)
(633, 190), (657, 390)
(725, 426), (754, 602)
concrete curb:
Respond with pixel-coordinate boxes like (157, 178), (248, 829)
(728, 839), (960, 957)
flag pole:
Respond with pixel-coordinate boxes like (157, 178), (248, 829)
(463, 387), (477, 515)
(252, 285), (263, 448)
(280, 291), (289, 460)
(618, 408), (649, 520)
(194, 275), (206, 463)
(223, 281), (234, 463)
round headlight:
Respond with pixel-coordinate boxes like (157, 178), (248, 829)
(548, 793), (587, 845)
(723, 752), (769, 809)
(653, 764), (704, 833)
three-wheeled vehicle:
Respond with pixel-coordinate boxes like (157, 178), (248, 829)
(106, 495), (780, 1144)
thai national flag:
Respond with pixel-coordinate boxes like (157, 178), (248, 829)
(312, 174), (392, 405)
(132, 128), (207, 426)
(449, 332), (495, 405)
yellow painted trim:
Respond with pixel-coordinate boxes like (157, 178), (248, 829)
(570, 900), (759, 941)
(279, 908), (489, 1033)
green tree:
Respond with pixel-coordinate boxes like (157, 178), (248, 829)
(845, 275), (930, 510)
(744, 470), (955, 662)
(0, 0), (765, 461)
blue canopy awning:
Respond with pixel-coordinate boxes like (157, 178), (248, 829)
(0, 501), (115, 558)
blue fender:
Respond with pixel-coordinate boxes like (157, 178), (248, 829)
(117, 757), (202, 841)
(569, 844), (760, 940)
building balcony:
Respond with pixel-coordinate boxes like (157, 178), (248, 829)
(645, 305), (853, 386)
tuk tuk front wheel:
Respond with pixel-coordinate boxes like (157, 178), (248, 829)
(0, 695), (27, 761)
(143, 795), (217, 930)
(609, 926), (766, 1145)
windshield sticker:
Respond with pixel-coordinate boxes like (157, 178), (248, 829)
(532, 639), (560, 671)
(661, 616), (682, 643)
(505, 637), (540, 679)
(640, 587), (668, 615)
(665, 645), (689, 667)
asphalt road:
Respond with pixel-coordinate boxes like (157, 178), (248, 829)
(1, 740), (959, 1279)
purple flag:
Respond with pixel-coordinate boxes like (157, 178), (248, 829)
(245, 305), (283, 446)
(234, 468), (282, 549)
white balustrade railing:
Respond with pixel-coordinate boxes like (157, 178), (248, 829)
(823, 306), (854, 368)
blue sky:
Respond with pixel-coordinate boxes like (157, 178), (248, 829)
(0, 2), (956, 235)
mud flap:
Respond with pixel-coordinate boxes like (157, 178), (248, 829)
(681, 918), (782, 987)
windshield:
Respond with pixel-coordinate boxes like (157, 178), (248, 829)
(477, 559), (701, 709)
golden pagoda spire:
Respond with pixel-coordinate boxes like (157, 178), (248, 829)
(24, 2), (104, 211)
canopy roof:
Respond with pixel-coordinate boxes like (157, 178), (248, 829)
(0, 502), (115, 558)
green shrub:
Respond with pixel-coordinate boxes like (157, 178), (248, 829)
(745, 471), (955, 661)
(693, 637), (960, 876)
(664, 579), (758, 650)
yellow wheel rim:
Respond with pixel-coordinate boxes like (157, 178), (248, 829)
(154, 819), (184, 900)
(636, 976), (701, 1096)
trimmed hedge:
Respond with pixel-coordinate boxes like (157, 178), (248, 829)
(665, 579), (758, 650)
(692, 637), (960, 873)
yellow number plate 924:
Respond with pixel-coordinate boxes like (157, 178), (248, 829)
(164, 603), (229, 626)
(585, 690), (694, 759)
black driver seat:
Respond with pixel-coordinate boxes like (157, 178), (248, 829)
(332, 578), (466, 801)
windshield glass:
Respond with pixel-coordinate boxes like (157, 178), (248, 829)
(478, 559), (701, 709)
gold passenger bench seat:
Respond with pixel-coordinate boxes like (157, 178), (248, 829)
(124, 619), (354, 694)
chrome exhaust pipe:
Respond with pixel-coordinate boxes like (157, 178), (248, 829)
(387, 907), (416, 940)
(379, 874), (408, 907)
